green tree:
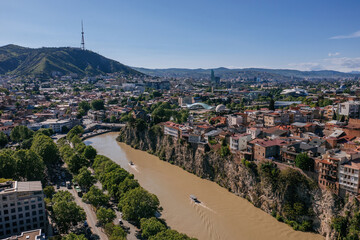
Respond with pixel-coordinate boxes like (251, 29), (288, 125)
(10, 125), (34, 142)
(0, 132), (8, 147)
(62, 233), (87, 240)
(0, 151), (16, 178)
(43, 186), (55, 199)
(140, 217), (167, 239)
(104, 223), (127, 240)
(13, 149), (45, 181)
(31, 134), (60, 164)
(67, 125), (84, 140)
(149, 229), (197, 240)
(96, 207), (116, 226)
(269, 98), (275, 111)
(79, 101), (91, 113)
(36, 128), (54, 137)
(331, 216), (348, 239)
(118, 187), (160, 224)
(82, 186), (109, 208)
(91, 99), (105, 110)
(68, 154), (88, 174)
(83, 145), (97, 161)
(117, 177), (140, 199)
(74, 167), (96, 191)
(52, 191), (86, 233)
(52, 191), (74, 203)
(295, 153), (314, 171)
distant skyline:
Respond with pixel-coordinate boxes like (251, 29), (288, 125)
(0, 0), (359, 72)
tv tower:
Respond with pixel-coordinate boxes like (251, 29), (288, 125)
(81, 20), (85, 50)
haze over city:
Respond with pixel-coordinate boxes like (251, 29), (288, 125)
(0, 0), (359, 71)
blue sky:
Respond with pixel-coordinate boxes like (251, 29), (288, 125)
(0, 0), (359, 72)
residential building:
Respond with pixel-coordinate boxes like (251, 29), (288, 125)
(230, 133), (251, 151)
(3, 229), (45, 240)
(252, 138), (289, 161)
(338, 101), (360, 119)
(338, 160), (360, 196)
(246, 127), (261, 140)
(0, 181), (46, 238)
(264, 113), (289, 127)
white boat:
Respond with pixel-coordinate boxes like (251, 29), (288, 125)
(129, 161), (134, 166)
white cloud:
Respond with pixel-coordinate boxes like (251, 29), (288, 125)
(287, 62), (324, 71)
(328, 52), (340, 57)
(330, 30), (360, 39)
(288, 57), (360, 72)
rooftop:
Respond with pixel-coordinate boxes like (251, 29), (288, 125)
(0, 181), (42, 195)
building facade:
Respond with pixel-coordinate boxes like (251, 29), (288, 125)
(0, 181), (46, 238)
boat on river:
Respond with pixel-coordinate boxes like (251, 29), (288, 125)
(190, 195), (200, 203)
(129, 161), (134, 166)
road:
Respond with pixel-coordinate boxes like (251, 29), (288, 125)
(57, 185), (108, 240)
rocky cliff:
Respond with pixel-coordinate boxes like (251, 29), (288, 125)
(117, 123), (359, 239)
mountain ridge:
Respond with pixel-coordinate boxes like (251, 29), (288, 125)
(0, 44), (143, 77)
(133, 66), (360, 80)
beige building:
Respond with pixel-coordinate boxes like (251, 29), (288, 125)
(0, 181), (46, 238)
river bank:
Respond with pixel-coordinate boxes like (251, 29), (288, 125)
(87, 132), (325, 240)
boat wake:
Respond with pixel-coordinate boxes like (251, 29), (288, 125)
(198, 202), (217, 214)
(190, 199), (216, 214)
(192, 200), (220, 240)
(129, 164), (140, 173)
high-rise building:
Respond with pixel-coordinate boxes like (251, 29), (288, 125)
(0, 181), (46, 238)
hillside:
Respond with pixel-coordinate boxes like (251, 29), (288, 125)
(134, 67), (360, 80)
(0, 44), (143, 77)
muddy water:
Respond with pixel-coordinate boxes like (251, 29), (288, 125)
(86, 132), (324, 240)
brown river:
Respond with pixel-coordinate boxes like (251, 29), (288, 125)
(85, 132), (324, 240)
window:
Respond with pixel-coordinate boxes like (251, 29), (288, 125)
(19, 220), (24, 225)
(31, 204), (36, 209)
(4, 210), (8, 214)
(38, 203), (42, 208)
(18, 207), (22, 212)
(11, 215), (16, 220)
(18, 213), (23, 218)
(4, 216), (9, 221)
(11, 208), (15, 213)
(25, 206), (29, 211)
(2, 196), (7, 201)
(32, 211), (36, 215)
(32, 217), (37, 222)
(39, 210), (43, 214)
(39, 216), (44, 221)
(25, 212), (30, 217)
(26, 219), (30, 224)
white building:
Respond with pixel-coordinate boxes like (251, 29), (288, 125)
(230, 133), (252, 151)
(338, 160), (360, 195)
(0, 181), (46, 238)
(338, 101), (360, 119)
(246, 127), (261, 140)
(28, 119), (75, 133)
(228, 115), (244, 126)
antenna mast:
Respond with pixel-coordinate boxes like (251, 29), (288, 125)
(81, 20), (85, 50)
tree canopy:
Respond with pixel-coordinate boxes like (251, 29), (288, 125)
(52, 191), (86, 233)
(31, 133), (60, 164)
(295, 153), (314, 171)
(96, 207), (116, 226)
(140, 217), (167, 239)
(91, 99), (105, 110)
(118, 187), (160, 224)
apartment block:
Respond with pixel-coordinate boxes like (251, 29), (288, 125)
(0, 181), (46, 238)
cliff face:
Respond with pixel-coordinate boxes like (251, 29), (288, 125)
(118, 124), (357, 239)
